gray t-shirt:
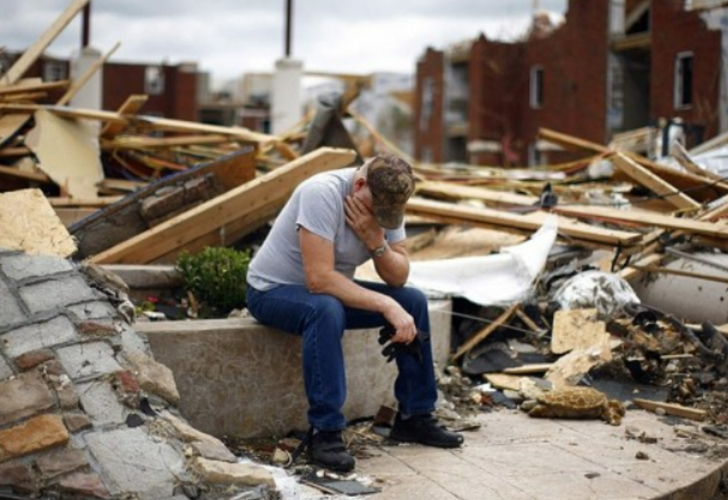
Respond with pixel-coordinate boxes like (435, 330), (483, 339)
(247, 167), (406, 291)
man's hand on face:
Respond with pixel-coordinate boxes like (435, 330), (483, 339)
(345, 195), (384, 249)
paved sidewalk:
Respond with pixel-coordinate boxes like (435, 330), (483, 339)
(349, 409), (728, 500)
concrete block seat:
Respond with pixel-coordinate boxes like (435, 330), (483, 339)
(136, 299), (452, 438)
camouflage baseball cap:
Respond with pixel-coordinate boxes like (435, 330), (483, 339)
(366, 154), (415, 229)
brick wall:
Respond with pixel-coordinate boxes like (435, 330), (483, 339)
(103, 63), (198, 121)
(651, 0), (723, 141)
(414, 48), (445, 163)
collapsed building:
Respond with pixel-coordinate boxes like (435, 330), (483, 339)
(414, 0), (728, 166)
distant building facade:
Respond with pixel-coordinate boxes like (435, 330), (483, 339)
(414, 0), (727, 166)
(1, 51), (200, 121)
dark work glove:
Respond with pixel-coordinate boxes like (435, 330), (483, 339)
(378, 325), (430, 364)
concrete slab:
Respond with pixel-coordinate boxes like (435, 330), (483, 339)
(19, 276), (98, 315)
(1, 315), (78, 358)
(84, 428), (185, 500)
(56, 341), (122, 381)
(137, 299), (452, 438)
(354, 410), (728, 500)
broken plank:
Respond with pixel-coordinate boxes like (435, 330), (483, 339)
(89, 147), (357, 264)
(551, 308), (608, 355)
(0, 79), (70, 96)
(502, 363), (554, 375)
(26, 108), (104, 199)
(54, 207), (98, 226)
(671, 141), (723, 182)
(417, 181), (538, 206)
(48, 196), (123, 207)
(611, 153), (701, 211)
(57, 41), (121, 105)
(101, 94), (148, 139)
(451, 303), (519, 362)
(632, 398), (706, 422)
(0, 189), (76, 257)
(0, 103), (127, 125)
(0, 165), (51, 183)
(0, 113), (31, 148)
(407, 198), (643, 247)
(133, 115), (275, 145)
(552, 204), (728, 239)
(538, 128), (609, 154)
(103, 134), (232, 150)
(0, 0), (92, 86)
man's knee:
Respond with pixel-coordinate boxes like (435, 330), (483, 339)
(397, 286), (428, 310)
(307, 294), (346, 326)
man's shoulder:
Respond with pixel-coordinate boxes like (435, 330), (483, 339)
(299, 168), (353, 196)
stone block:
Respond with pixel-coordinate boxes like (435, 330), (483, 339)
(0, 279), (25, 329)
(0, 461), (36, 492)
(77, 381), (127, 427)
(14, 348), (55, 371)
(58, 472), (110, 499)
(161, 412), (235, 463)
(0, 356), (12, 380)
(138, 299), (452, 438)
(19, 276), (98, 315)
(0, 414), (69, 461)
(124, 350), (179, 404)
(37, 447), (89, 479)
(120, 324), (149, 353)
(84, 428), (183, 499)
(0, 370), (55, 426)
(67, 301), (116, 321)
(0, 254), (73, 281)
(77, 320), (117, 338)
(194, 458), (275, 488)
(56, 341), (122, 381)
(1, 316), (78, 359)
(63, 412), (93, 433)
(48, 374), (79, 410)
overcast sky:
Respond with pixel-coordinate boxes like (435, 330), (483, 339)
(1, 0), (568, 87)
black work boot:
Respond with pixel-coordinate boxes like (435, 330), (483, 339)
(308, 430), (355, 472)
(389, 413), (464, 448)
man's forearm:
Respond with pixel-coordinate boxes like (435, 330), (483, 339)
(372, 245), (409, 287)
(310, 269), (396, 314)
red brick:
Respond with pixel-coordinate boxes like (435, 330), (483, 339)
(14, 349), (55, 371)
(76, 321), (117, 337)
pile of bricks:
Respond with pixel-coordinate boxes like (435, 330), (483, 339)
(0, 251), (274, 499)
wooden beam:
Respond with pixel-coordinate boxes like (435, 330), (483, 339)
(57, 41), (121, 105)
(0, 0), (92, 86)
(628, 264), (728, 285)
(103, 134), (231, 150)
(633, 398), (706, 422)
(101, 94), (148, 139)
(611, 153), (701, 211)
(552, 204), (728, 239)
(89, 147), (357, 264)
(538, 128), (608, 154)
(451, 303), (519, 362)
(0, 103), (127, 124)
(133, 115), (276, 145)
(406, 198), (643, 247)
(0, 165), (51, 183)
(48, 196), (123, 208)
(417, 181), (539, 207)
(0, 79), (70, 96)
(503, 363), (554, 375)
(670, 141), (723, 181)
(0, 113), (31, 148)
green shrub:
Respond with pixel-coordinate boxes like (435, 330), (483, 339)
(176, 247), (251, 317)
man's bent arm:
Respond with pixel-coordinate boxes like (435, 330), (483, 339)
(299, 228), (416, 342)
(371, 240), (410, 287)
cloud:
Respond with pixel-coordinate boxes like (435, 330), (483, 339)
(1, 0), (568, 85)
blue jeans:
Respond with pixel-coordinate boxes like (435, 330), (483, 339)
(246, 281), (438, 431)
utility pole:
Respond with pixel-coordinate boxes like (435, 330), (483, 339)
(285, 0), (293, 57)
(81, 2), (91, 48)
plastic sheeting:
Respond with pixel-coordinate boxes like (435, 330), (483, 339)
(407, 216), (558, 306)
(552, 271), (640, 319)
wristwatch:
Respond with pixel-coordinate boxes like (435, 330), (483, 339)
(370, 242), (388, 258)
